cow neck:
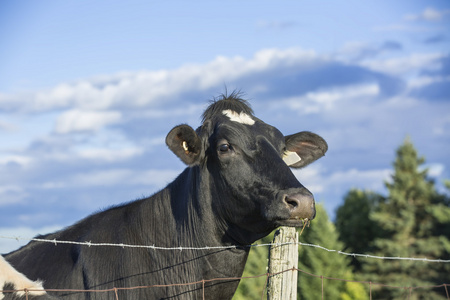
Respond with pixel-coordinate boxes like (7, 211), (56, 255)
(163, 166), (253, 248)
(143, 166), (250, 279)
(144, 166), (226, 248)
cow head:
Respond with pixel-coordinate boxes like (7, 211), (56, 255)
(166, 95), (327, 242)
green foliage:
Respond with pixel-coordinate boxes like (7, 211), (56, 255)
(362, 138), (450, 299)
(335, 189), (383, 270)
(340, 280), (368, 300)
(298, 204), (368, 300)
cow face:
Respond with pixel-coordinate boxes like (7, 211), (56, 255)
(166, 96), (327, 239)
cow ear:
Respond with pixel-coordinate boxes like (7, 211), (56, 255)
(166, 124), (203, 166)
(283, 131), (328, 168)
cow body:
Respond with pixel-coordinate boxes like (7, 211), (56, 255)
(2, 95), (327, 299)
(6, 169), (249, 299)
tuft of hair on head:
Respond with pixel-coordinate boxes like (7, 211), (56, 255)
(202, 90), (254, 123)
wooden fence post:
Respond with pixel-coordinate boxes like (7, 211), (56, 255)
(267, 226), (299, 300)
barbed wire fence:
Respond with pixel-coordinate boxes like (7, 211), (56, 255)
(1, 235), (449, 299)
(2, 235), (450, 263)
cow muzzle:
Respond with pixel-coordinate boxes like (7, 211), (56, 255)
(281, 190), (316, 226)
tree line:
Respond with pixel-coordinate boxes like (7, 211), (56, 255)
(234, 138), (450, 299)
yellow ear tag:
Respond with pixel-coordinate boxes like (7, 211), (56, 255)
(182, 141), (189, 153)
(283, 151), (301, 166)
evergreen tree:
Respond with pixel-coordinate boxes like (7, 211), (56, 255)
(335, 189), (384, 270)
(364, 138), (450, 299)
(298, 204), (367, 300)
(428, 179), (450, 295)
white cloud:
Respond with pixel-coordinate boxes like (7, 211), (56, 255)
(77, 147), (144, 162)
(292, 164), (392, 210)
(373, 23), (434, 32)
(360, 53), (443, 76)
(278, 83), (380, 114)
(41, 168), (181, 189)
(0, 48), (322, 113)
(134, 103), (206, 120)
(0, 185), (28, 206)
(0, 120), (17, 132)
(128, 169), (181, 187)
(0, 155), (32, 167)
(70, 169), (135, 187)
(54, 109), (122, 134)
(327, 168), (392, 192)
(405, 8), (450, 22)
(425, 163), (445, 178)
(293, 164), (391, 195)
(408, 75), (450, 89)
(374, 8), (450, 33)
(292, 164), (326, 194)
(335, 41), (402, 62)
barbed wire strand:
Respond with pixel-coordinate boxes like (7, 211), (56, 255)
(1, 268), (449, 299)
(1, 235), (449, 263)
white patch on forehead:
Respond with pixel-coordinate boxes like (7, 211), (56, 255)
(283, 151), (302, 166)
(222, 110), (255, 125)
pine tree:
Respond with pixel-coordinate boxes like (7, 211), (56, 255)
(335, 189), (384, 270)
(298, 204), (367, 300)
(364, 138), (450, 299)
(428, 179), (450, 295)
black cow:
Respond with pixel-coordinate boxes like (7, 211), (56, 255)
(2, 94), (327, 299)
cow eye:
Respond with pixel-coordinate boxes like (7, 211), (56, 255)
(218, 143), (231, 153)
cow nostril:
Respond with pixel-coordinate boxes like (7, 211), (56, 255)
(282, 192), (316, 221)
(284, 196), (299, 210)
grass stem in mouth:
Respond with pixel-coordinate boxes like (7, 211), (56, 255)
(299, 218), (309, 236)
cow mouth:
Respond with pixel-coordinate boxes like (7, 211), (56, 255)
(276, 217), (310, 228)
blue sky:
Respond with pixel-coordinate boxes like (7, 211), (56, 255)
(1, 1), (449, 253)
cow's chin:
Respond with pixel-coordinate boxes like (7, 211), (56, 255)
(275, 218), (309, 228)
